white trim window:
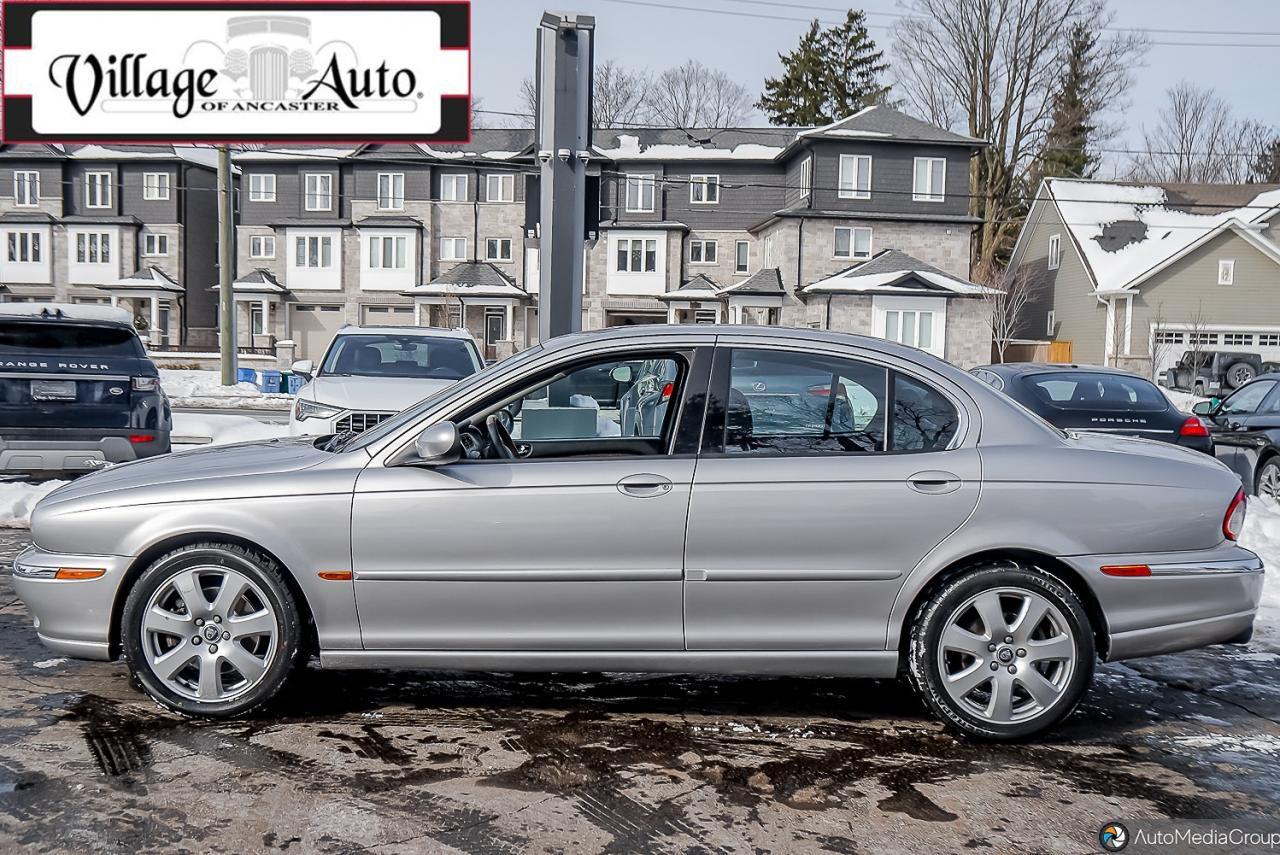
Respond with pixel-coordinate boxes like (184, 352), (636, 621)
(13, 171), (39, 207)
(294, 234), (334, 268)
(734, 239), (750, 274)
(798, 156), (813, 200)
(485, 237), (513, 262)
(440, 173), (467, 201)
(624, 174), (655, 213)
(1046, 310), (1056, 337)
(142, 233), (169, 256)
(689, 239), (717, 264)
(368, 235), (407, 269)
(84, 172), (112, 208)
(912, 157), (946, 202)
(616, 238), (658, 272)
(440, 236), (468, 261)
(6, 231), (41, 263)
(1048, 234), (1062, 270)
(142, 172), (171, 201)
(833, 226), (873, 260)
(689, 174), (720, 204)
(76, 232), (111, 264)
(248, 173), (276, 202)
(838, 154), (872, 199)
(876, 296), (946, 357)
(485, 173), (514, 202)
(1218, 259), (1235, 285)
(249, 235), (276, 258)
(376, 173), (404, 210)
(303, 173), (333, 211)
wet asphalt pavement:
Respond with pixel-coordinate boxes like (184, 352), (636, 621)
(1, 530), (1278, 854)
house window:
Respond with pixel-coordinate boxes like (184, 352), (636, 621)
(368, 235), (407, 269)
(249, 304), (265, 336)
(1048, 234), (1062, 270)
(624, 175), (655, 213)
(249, 235), (275, 258)
(143, 233), (169, 256)
(440, 174), (467, 201)
(75, 232), (111, 264)
(440, 237), (468, 261)
(1218, 259), (1235, 285)
(833, 226), (873, 260)
(798, 156), (812, 200)
(13, 171), (39, 207)
(248, 174), (276, 202)
(875, 296), (947, 358)
(142, 172), (171, 201)
(616, 238), (658, 272)
(84, 172), (112, 208)
(1260, 334), (1280, 347)
(485, 238), (513, 262)
(1223, 333), (1253, 346)
(913, 157), (946, 202)
(303, 173), (332, 211)
(294, 235), (333, 268)
(885, 308), (935, 349)
(6, 231), (41, 263)
(1046, 310), (1056, 337)
(690, 174), (720, 204)
(838, 154), (872, 199)
(377, 173), (404, 210)
(689, 240), (717, 264)
(485, 173), (514, 202)
(735, 240), (750, 274)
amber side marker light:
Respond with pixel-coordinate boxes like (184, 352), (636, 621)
(1100, 564), (1151, 577)
(317, 571), (353, 581)
(54, 568), (106, 580)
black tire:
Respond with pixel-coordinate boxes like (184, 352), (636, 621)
(120, 542), (303, 718)
(907, 562), (1095, 741)
(1225, 361), (1257, 390)
(1256, 457), (1280, 501)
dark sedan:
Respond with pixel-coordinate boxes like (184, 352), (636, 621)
(972, 363), (1213, 455)
(1192, 374), (1280, 499)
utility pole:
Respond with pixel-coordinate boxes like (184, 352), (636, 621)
(535, 11), (593, 342)
(217, 145), (238, 386)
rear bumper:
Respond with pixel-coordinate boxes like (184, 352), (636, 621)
(0, 429), (170, 472)
(11, 545), (132, 661)
(1064, 543), (1264, 661)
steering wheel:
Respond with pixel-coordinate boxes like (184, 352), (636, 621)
(485, 413), (519, 460)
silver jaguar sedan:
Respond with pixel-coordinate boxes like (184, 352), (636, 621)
(13, 326), (1264, 740)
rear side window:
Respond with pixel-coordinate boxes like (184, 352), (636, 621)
(0, 321), (143, 356)
(1025, 372), (1167, 413)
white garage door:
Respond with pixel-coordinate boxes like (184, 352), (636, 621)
(362, 304), (416, 325)
(291, 304), (345, 361)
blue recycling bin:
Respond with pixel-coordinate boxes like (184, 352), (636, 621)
(285, 374), (306, 395)
(256, 369), (282, 393)
(236, 367), (257, 385)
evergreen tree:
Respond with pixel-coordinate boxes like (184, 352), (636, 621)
(757, 11), (889, 126)
(1038, 23), (1100, 181)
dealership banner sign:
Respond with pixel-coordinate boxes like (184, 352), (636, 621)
(1, 0), (471, 143)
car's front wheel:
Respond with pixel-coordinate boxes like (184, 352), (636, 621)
(1257, 458), (1280, 501)
(907, 563), (1094, 741)
(120, 542), (304, 717)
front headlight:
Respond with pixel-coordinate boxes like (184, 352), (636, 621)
(294, 398), (343, 421)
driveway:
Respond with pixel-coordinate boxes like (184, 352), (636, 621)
(1, 530), (1277, 853)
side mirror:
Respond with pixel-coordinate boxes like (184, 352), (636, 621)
(1191, 400), (1213, 416)
(609, 365), (633, 383)
(412, 421), (461, 466)
(291, 359), (314, 381)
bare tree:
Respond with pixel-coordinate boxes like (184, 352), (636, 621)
(1185, 302), (1212, 396)
(983, 267), (1040, 363)
(593, 60), (652, 127)
(1129, 82), (1269, 183)
(648, 60), (752, 128)
(1148, 302), (1170, 383)
(893, 0), (1146, 281)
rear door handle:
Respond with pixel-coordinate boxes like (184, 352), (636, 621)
(617, 473), (673, 498)
(907, 470), (962, 495)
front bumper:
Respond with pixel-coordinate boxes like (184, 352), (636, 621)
(1064, 543), (1264, 661)
(0, 429), (170, 472)
(11, 545), (132, 660)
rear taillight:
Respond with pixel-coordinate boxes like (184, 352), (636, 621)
(1223, 488), (1247, 541)
(132, 376), (159, 392)
(660, 381), (674, 401)
(1179, 416), (1210, 437)
(127, 434), (154, 444)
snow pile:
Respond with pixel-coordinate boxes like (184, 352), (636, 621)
(1241, 497), (1280, 633)
(171, 412), (289, 448)
(594, 134), (783, 161)
(0, 480), (67, 528)
(1159, 384), (1206, 413)
(161, 369), (293, 410)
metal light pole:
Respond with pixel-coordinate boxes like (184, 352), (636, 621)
(217, 145), (238, 386)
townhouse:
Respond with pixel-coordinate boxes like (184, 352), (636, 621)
(0, 144), (221, 347)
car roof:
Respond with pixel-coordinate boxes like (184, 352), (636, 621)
(336, 325), (475, 339)
(975, 362), (1155, 381)
(0, 302), (134, 327)
(540, 323), (942, 360)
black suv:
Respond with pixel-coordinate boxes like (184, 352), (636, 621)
(0, 305), (171, 475)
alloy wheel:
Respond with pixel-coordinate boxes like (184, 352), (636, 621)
(936, 587), (1076, 724)
(1259, 463), (1280, 501)
(140, 566), (279, 703)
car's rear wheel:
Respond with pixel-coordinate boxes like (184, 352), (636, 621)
(907, 563), (1094, 741)
(121, 542), (303, 717)
(1257, 458), (1280, 501)
(1225, 361), (1257, 389)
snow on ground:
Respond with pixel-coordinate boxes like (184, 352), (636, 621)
(0, 479), (67, 528)
(1243, 496), (1280, 636)
(171, 412), (289, 449)
(1160, 384), (1205, 413)
(161, 369), (293, 410)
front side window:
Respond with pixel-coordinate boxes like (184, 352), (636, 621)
(304, 173), (333, 211)
(368, 235), (407, 269)
(624, 175), (655, 213)
(486, 237), (513, 261)
(690, 174), (720, 204)
(75, 232), (111, 264)
(913, 157), (946, 202)
(440, 237), (468, 261)
(249, 173), (276, 202)
(143, 233), (169, 256)
(838, 154), (872, 199)
(689, 239), (717, 264)
(377, 173), (405, 210)
(485, 173), (514, 202)
(6, 231), (41, 263)
(735, 240), (750, 274)
(616, 238), (658, 272)
(143, 172), (171, 201)
(834, 226), (873, 260)
(85, 172), (112, 208)
(1219, 380), (1276, 417)
(295, 235), (333, 268)
(13, 171), (39, 207)
(250, 235), (276, 258)
(440, 173), (467, 201)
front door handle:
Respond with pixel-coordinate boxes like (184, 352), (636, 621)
(907, 470), (962, 495)
(617, 473), (673, 498)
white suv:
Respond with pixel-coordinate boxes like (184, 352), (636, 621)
(289, 326), (483, 437)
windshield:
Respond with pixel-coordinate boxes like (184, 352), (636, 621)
(341, 344), (547, 452)
(1025, 371), (1169, 413)
(320, 333), (481, 380)
(0, 321), (144, 356)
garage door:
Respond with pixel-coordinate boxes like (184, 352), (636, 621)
(291, 304), (345, 361)
(362, 304), (416, 325)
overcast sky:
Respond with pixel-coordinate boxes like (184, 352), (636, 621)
(471, 0), (1277, 176)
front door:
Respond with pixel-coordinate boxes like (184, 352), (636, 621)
(683, 345), (981, 650)
(350, 347), (709, 650)
(483, 310), (504, 361)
